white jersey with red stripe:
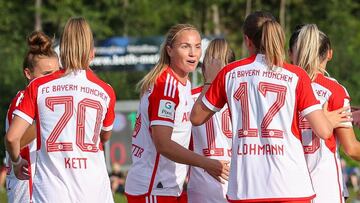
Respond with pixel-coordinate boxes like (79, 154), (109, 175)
(125, 66), (193, 197)
(187, 86), (232, 203)
(13, 69), (116, 203)
(5, 90), (36, 203)
(203, 54), (322, 202)
(300, 73), (350, 203)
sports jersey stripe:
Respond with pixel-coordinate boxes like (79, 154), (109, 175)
(301, 104), (322, 117)
(168, 76), (174, 97)
(151, 120), (174, 128)
(102, 124), (113, 131)
(13, 110), (33, 124)
(202, 96), (221, 112)
(334, 153), (343, 203)
(172, 79), (177, 98)
(164, 74), (170, 96)
(147, 153), (160, 195)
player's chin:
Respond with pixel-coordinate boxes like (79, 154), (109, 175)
(184, 63), (198, 73)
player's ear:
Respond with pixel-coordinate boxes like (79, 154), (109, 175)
(24, 68), (32, 80)
(327, 49), (333, 61)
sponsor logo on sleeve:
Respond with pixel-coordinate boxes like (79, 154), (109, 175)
(158, 100), (175, 120)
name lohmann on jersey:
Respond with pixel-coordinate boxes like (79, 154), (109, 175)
(237, 143), (284, 156)
(158, 99), (175, 119)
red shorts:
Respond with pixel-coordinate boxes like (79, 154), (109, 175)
(126, 192), (188, 203)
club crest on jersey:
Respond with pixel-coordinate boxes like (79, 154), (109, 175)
(158, 100), (175, 119)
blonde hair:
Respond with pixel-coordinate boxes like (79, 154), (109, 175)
(137, 24), (199, 95)
(60, 17), (94, 72)
(203, 38), (235, 69)
(243, 11), (285, 69)
(294, 24), (325, 81)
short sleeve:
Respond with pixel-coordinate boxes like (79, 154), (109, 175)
(102, 85), (116, 131)
(329, 86), (352, 127)
(203, 68), (227, 112)
(296, 71), (321, 117)
(148, 79), (179, 128)
(13, 83), (37, 124)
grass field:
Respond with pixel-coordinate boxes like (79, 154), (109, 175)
(0, 190), (127, 203)
(0, 188), (358, 202)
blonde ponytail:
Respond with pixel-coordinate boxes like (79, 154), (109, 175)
(261, 20), (285, 68)
(294, 24), (321, 81)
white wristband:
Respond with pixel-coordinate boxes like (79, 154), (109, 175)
(11, 156), (22, 166)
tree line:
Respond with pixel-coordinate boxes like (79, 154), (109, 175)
(1, 0), (360, 164)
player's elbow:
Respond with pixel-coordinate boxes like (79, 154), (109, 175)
(315, 128), (332, 140)
(154, 141), (170, 156)
(190, 109), (206, 126)
(5, 133), (18, 147)
(190, 115), (202, 126)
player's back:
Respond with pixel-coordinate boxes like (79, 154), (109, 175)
(300, 73), (349, 203)
(14, 69), (115, 203)
(203, 54), (321, 201)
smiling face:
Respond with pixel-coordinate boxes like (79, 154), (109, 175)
(166, 29), (201, 79)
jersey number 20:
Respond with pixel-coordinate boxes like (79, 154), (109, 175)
(45, 96), (103, 152)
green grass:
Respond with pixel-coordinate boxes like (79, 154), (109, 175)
(0, 190), (127, 202)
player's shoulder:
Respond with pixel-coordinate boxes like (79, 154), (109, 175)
(85, 69), (115, 97)
(153, 66), (183, 98)
(221, 55), (257, 74)
(27, 69), (64, 89)
(316, 74), (348, 96)
(282, 62), (309, 78)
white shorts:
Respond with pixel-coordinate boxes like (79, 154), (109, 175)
(6, 176), (32, 203)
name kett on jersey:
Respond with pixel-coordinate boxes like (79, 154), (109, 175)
(237, 143), (284, 156)
(64, 157), (87, 169)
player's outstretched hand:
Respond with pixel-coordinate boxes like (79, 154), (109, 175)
(323, 102), (352, 128)
(203, 158), (229, 184)
(13, 157), (30, 180)
(203, 58), (223, 84)
(352, 109), (360, 128)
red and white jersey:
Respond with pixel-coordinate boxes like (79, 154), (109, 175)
(13, 69), (116, 203)
(300, 73), (350, 203)
(125, 66), (193, 197)
(203, 54), (322, 202)
(5, 90), (36, 203)
(187, 86), (232, 203)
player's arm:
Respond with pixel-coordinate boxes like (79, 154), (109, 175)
(6, 115), (31, 161)
(336, 127), (360, 161)
(5, 115), (31, 180)
(306, 107), (351, 140)
(191, 84), (215, 126)
(100, 130), (112, 143)
(352, 110), (360, 128)
(20, 123), (36, 148)
(151, 125), (229, 183)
